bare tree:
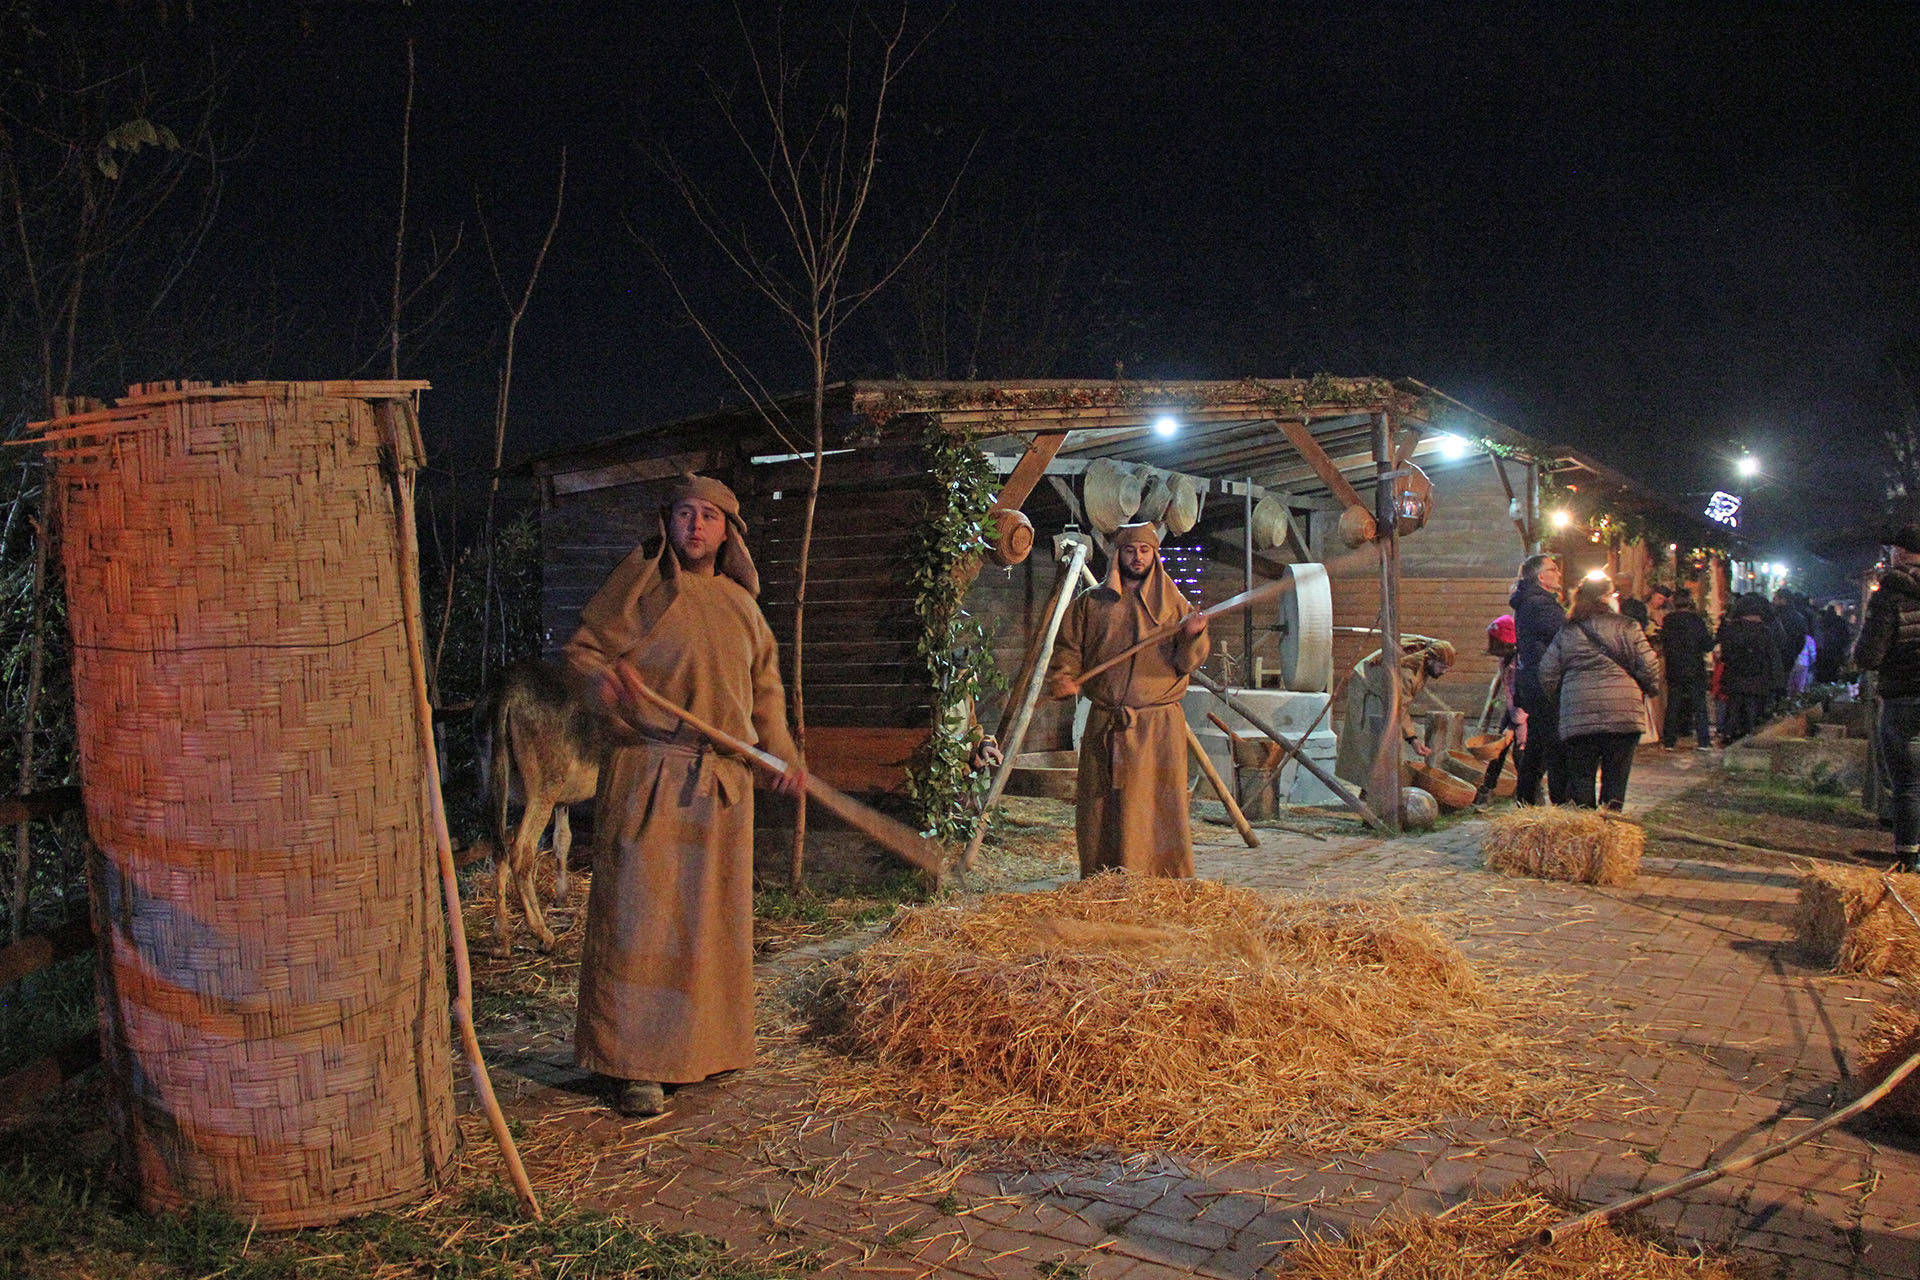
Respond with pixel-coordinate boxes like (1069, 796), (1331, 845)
(0, 11), (225, 940)
(471, 149), (566, 687)
(651, 2), (962, 885)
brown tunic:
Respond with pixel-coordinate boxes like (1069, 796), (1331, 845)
(1045, 566), (1209, 878)
(562, 567), (796, 1083)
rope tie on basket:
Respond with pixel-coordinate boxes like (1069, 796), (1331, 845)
(74, 618), (404, 655)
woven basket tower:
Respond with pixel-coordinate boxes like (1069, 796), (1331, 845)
(33, 381), (455, 1227)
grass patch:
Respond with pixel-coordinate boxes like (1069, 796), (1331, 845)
(1, 1118), (798, 1280)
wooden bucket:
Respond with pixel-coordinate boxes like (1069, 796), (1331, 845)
(1405, 761), (1478, 812)
(34, 381), (455, 1227)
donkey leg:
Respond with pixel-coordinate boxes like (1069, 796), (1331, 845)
(491, 849), (515, 957)
(549, 805), (573, 904)
(514, 798), (559, 952)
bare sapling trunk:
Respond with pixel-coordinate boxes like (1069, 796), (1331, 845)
(9, 503), (52, 943)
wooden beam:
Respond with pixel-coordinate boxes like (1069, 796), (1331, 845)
(0, 786), (82, 826)
(1277, 418), (1369, 511)
(1489, 454), (1533, 549)
(550, 449), (724, 497)
(0, 916), (92, 988)
(989, 433), (1064, 513)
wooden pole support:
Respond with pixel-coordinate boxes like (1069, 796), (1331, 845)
(379, 401), (541, 1220)
(1183, 720), (1259, 848)
(963, 538), (1091, 871)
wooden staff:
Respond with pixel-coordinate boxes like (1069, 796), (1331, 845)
(1183, 720), (1259, 847)
(1527, 1042), (1920, 1251)
(1071, 575), (1296, 687)
(377, 402), (540, 1220)
(612, 668), (945, 877)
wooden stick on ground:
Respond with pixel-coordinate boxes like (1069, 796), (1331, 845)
(378, 401), (540, 1220)
(1183, 720), (1259, 848)
(1527, 1043), (1920, 1251)
(612, 668), (945, 878)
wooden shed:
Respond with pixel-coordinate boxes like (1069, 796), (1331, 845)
(525, 377), (1595, 826)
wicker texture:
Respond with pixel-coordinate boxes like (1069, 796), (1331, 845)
(37, 381), (454, 1227)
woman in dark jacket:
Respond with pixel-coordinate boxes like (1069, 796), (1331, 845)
(1716, 593), (1783, 743)
(1509, 553), (1571, 804)
(1539, 572), (1663, 809)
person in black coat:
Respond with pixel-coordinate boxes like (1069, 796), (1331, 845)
(1814, 604), (1852, 686)
(1855, 526), (1920, 871)
(1717, 593), (1784, 743)
(1509, 553), (1570, 804)
(1659, 589), (1714, 749)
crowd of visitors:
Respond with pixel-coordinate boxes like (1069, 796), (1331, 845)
(1496, 554), (1860, 812)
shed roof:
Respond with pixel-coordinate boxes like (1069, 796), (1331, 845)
(519, 376), (1729, 543)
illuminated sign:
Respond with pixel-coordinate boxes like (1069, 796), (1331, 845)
(1704, 491), (1741, 527)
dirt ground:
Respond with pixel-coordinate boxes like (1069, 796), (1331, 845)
(1637, 755), (1889, 867)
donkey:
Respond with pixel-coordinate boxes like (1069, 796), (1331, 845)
(475, 658), (607, 955)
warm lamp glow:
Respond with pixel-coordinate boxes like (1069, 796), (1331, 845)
(1549, 509), (1573, 530)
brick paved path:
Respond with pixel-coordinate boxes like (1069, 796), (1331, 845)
(487, 748), (1920, 1278)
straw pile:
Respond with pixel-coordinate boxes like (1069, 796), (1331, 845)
(1857, 997), (1920, 1127)
(808, 873), (1580, 1155)
(1277, 1194), (1738, 1278)
(1483, 807), (1642, 886)
(1796, 865), (1920, 978)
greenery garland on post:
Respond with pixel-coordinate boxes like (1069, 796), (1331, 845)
(905, 424), (1008, 842)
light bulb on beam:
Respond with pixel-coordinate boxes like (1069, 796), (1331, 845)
(1154, 416), (1179, 438)
(1736, 455), (1760, 479)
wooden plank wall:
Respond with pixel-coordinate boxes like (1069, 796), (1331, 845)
(540, 452), (939, 792)
(1329, 577), (1515, 719)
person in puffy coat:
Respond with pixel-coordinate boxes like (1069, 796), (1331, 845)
(1854, 525), (1920, 871)
(1510, 553), (1571, 804)
(1539, 572), (1663, 809)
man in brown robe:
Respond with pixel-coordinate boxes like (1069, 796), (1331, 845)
(1333, 636), (1456, 793)
(1045, 522), (1210, 877)
(561, 475), (802, 1117)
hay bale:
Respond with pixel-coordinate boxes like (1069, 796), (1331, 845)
(1483, 808), (1643, 886)
(808, 874), (1578, 1156)
(1277, 1192), (1737, 1278)
(1797, 865), (1920, 978)
(1857, 998), (1920, 1128)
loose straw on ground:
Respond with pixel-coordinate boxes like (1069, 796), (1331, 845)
(1281, 1193), (1738, 1279)
(806, 873), (1588, 1157)
(379, 400), (540, 1219)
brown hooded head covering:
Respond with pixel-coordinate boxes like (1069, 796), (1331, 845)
(573, 475), (760, 655)
(1102, 521), (1187, 626)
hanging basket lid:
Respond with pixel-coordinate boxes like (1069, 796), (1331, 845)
(1338, 503), (1377, 548)
(1163, 473), (1201, 535)
(986, 507), (1035, 567)
(1135, 467), (1174, 526)
(1083, 457), (1143, 533)
(1250, 493), (1292, 550)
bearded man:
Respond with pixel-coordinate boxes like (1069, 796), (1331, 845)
(561, 475), (802, 1117)
(1045, 522), (1210, 877)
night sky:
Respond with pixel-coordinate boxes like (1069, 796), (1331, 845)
(22, 1), (1920, 578)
